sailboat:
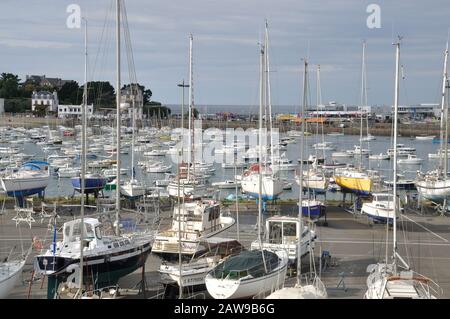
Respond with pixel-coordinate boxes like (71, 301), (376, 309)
(265, 58), (327, 299)
(364, 38), (441, 299)
(334, 41), (374, 196)
(120, 84), (146, 198)
(166, 34), (207, 201)
(205, 31), (288, 299)
(0, 161), (50, 206)
(0, 245), (31, 298)
(415, 42), (450, 204)
(34, 2), (153, 298)
(299, 65), (329, 195)
(159, 238), (244, 289)
(241, 23), (284, 201)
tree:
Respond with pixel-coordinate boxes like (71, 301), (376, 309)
(58, 80), (80, 104)
(81, 81), (115, 108)
(0, 73), (20, 99)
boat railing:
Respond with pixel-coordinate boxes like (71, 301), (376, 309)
(410, 271), (443, 298)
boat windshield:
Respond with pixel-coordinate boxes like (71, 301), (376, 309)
(209, 250), (280, 280)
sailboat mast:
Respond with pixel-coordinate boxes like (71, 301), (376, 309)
(317, 65), (325, 159)
(115, 0), (121, 235)
(187, 34), (193, 180)
(78, 17), (88, 296)
(359, 41), (366, 168)
(297, 59), (307, 285)
(131, 87), (135, 181)
(440, 43), (449, 177)
(265, 21), (274, 172)
(392, 39), (401, 273)
(258, 43), (268, 273)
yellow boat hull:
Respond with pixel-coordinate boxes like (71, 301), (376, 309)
(334, 176), (372, 195)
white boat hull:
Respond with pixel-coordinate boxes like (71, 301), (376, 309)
(241, 174), (283, 200)
(415, 178), (450, 202)
(0, 260), (25, 299)
(205, 250), (288, 299)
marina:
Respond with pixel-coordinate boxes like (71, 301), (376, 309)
(1, 0), (450, 303)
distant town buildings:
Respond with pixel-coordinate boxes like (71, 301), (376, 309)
(58, 104), (94, 118)
(0, 98), (4, 115)
(31, 90), (58, 112)
(25, 75), (70, 90)
(396, 103), (439, 120)
(120, 86), (143, 119)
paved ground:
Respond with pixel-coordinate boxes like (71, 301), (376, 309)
(3, 203), (450, 299)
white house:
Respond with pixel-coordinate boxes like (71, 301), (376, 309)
(58, 104), (94, 118)
(120, 86), (143, 119)
(31, 91), (59, 112)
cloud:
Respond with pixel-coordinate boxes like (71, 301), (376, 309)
(0, 38), (72, 49)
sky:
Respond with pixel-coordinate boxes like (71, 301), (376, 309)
(0, 0), (449, 107)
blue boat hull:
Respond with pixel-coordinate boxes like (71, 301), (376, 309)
(245, 192), (279, 201)
(301, 204), (326, 219)
(71, 177), (107, 194)
(6, 187), (46, 198)
(367, 214), (398, 224)
(304, 187), (327, 195)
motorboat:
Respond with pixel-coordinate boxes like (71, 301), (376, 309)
(250, 215), (316, 265)
(152, 200), (235, 260)
(397, 154), (423, 165)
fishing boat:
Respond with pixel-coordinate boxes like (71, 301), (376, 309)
(159, 238), (244, 289)
(152, 200), (235, 261)
(299, 199), (326, 220)
(361, 193), (398, 224)
(250, 215), (316, 265)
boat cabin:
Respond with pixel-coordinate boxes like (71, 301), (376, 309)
(62, 218), (103, 250)
(171, 201), (221, 238)
(251, 215), (315, 263)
